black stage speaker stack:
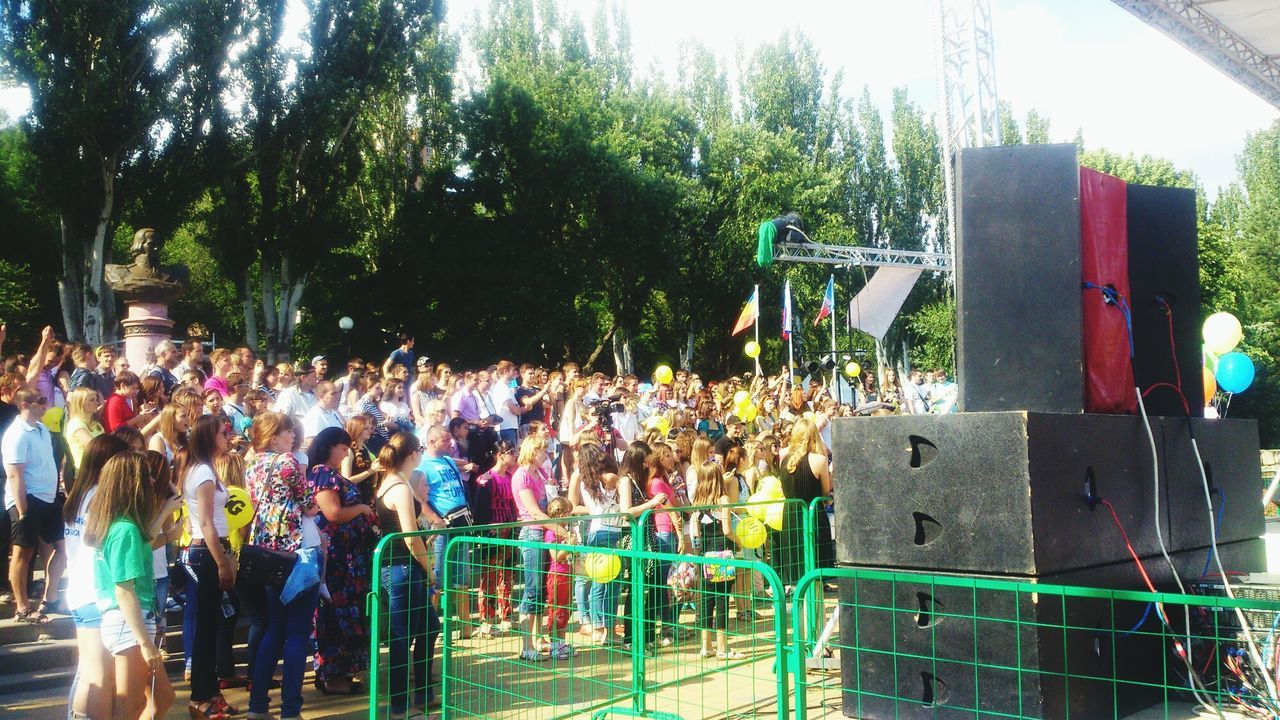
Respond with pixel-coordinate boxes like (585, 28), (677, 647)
(832, 145), (1265, 719)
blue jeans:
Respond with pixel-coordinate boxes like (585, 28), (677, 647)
(432, 531), (473, 589)
(248, 583), (320, 717)
(653, 532), (678, 630)
(587, 528), (623, 633)
(516, 526), (545, 615)
(573, 521), (590, 623)
(382, 564), (440, 713)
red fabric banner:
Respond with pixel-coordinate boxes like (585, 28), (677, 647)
(1080, 167), (1137, 414)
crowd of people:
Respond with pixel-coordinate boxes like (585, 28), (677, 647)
(0, 325), (943, 720)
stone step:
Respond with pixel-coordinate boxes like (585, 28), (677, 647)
(0, 666), (76, 697)
(0, 614), (76, 646)
(0, 637), (78, 675)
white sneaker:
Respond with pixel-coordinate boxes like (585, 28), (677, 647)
(550, 640), (577, 660)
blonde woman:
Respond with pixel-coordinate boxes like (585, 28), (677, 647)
(65, 387), (105, 471)
(778, 418), (834, 587)
(147, 405), (189, 464)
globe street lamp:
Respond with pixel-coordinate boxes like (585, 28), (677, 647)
(339, 317), (353, 358)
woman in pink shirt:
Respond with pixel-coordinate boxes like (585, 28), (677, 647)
(511, 435), (554, 661)
(643, 441), (687, 645)
(474, 440), (519, 635)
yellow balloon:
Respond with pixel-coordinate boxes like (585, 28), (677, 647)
(745, 341), (761, 359)
(224, 486), (254, 531)
(1203, 312), (1243, 355)
(43, 406), (64, 433)
(655, 365), (674, 385)
(737, 517), (767, 549)
(584, 553), (621, 584)
(844, 361), (861, 378)
(747, 476), (786, 531)
(733, 390), (750, 408)
(740, 404), (758, 423)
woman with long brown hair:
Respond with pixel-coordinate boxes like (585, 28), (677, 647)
(341, 412), (379, 504)
(179, 415), (236, 719)
(64, 434), (130, 720)
(86, 451), (181, 720)
(375, 431), (440, 717)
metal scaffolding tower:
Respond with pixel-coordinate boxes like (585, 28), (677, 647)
(936, 0), (1002, 254)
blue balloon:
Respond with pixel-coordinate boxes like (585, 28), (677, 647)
(1215, 352), (1255, 394)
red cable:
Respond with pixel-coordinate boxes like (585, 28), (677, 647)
(1141, 382), (1191, 415)
(1159, 299), (1184, 393)
(1100, 499), (1166, 623)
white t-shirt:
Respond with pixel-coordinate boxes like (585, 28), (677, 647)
(184, 463), (228, 540)
(273, 386), (315, 422)
(488, 381), (519, 430)
(303, 405), (343, 440)
(65, 488), (97, 611)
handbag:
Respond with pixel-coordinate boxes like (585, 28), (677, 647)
(703, 550), (736, 583)
(237, 543), (298, 587)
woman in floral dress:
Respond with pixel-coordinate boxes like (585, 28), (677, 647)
(308, 426), (378, 694)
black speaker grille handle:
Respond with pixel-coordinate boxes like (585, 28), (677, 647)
(912, 512), (943, 546)
(908, 435), (939, 469)
(919, 671), (948, 707)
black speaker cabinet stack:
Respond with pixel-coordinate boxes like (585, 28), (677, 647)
(831, 145), (1266, 719)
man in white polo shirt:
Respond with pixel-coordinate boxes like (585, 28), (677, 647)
(2, 387), (65, 621)
(301, 381), (344, 451)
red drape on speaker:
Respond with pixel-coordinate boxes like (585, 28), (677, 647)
(1080, 167), (1137, 414)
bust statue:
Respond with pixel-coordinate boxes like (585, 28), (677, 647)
(105, 228), (189, 303)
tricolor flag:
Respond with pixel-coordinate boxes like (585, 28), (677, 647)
(731, 287), (759, 336)
(813, 274), (835, 326)
(782, 279), (793, 340)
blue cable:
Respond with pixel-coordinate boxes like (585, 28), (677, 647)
(1118, 601), (1155, 638)
(1081, 282), (1135, 357)
(1120, 490), (1224, 640)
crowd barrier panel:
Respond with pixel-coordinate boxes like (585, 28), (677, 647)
(367, 498), (827, 720)
(441, 533), (790, 720)
(367, 513), (637, 720)
(788, 566), (1280, 720)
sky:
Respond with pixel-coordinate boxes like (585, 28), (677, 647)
(2, 0), (1275, 195)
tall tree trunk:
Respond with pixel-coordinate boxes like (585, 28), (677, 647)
(240, 273), (260, 351)
(83, 154), (116, 347)
(57, 216), (84, 342)
(260, 262), (278, 363)
(280, 276), (305, 361)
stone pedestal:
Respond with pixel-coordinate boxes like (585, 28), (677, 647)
(121, 302), (176, 373)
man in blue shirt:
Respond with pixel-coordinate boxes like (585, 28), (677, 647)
(418, 424), (473, 631)
(382, 333), (416, 379)
(2, 388), (65, 621)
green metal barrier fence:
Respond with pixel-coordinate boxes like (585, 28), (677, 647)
(367, 514), (638, 720)
(789, 566), (1280, 720)
(442, 533), (789, 720)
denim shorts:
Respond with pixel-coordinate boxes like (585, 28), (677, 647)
(100, 608), (158, 655)
(70, 602), (102, 629)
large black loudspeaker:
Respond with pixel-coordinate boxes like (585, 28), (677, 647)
(955, 145), (1082, 414)
(831, 413), (1164, 575)
(1162, 417), (1264, 549)
(836, 540), (1265, 720)
(1127, 185), (1204, 416)
(831, 414), (1264, 574)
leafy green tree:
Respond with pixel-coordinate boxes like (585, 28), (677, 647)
(1, 0), (168, 344)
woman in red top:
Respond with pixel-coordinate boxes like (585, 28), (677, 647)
(474, 440), (519, 635)
(103, 371), (160, 435)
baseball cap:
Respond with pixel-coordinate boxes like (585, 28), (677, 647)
(310, 355), (326, 366)
(416, 356), (432, 368)
(726, 414), (744, 425)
